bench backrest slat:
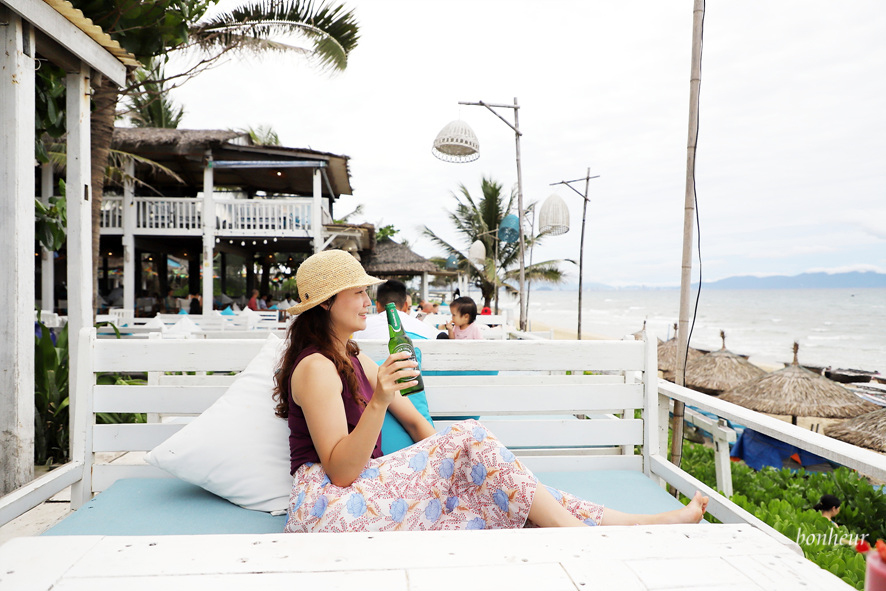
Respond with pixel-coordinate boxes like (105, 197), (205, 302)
(83, 332), (657, 495)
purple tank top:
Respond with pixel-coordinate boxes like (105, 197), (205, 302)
(287, 346), (383, 474)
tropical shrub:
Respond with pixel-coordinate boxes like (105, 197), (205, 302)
(680, 440), (883, 589)
(34, 319), (147, 467)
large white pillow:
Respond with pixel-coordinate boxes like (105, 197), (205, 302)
(145, 334), (291, 512)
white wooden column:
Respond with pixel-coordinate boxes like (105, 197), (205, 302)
(421, 272), (429, 302)
(122, 159), (135, 312)
(0, 8), (36, 495)
(65, 64), (92, 345)
(312, 168), (323, 253)
(66, 63), (92, 508)
(41, 163), (55, 312)
(202, 152), (215, 313)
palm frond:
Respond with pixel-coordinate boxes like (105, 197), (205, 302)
(189, 0), (359, 72)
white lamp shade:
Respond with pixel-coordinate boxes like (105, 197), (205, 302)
(539, 193), (570, 236)
(432, 120), (480, 163)
(468, 240), (486, 265)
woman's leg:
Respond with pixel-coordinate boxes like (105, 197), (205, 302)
(599, 491), (709, 526)
(537, 485), (708, 527)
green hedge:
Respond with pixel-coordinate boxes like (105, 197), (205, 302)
(680, 440), (882, 589)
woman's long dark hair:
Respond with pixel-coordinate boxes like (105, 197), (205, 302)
(272, 295), (363, 418)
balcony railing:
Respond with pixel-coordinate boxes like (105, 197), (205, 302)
(100, 196), (315, 238)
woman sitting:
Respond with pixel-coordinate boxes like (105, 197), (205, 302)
(274, 250), (709, 533)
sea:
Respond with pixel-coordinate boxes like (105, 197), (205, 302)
(486, 288), (885, 375)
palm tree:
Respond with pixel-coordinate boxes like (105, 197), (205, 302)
(423, 176), (571, 309)
(70, 0), (360, 311)
(125, 58), (185, 129)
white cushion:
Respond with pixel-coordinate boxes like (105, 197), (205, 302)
(145, 334), (291, 512)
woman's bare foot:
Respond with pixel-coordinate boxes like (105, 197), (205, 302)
(647, 490), (709, 525)
(673, 491), (708, 524)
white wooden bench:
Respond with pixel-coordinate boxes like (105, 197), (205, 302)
(14, 329), (786, 544)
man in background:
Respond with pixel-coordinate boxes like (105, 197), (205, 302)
(353, 280), (441, 340)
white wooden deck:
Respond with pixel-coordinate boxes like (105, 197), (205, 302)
(0, 524), (850, 590)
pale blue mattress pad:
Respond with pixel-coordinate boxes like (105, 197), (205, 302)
(43, 470), (684, 536)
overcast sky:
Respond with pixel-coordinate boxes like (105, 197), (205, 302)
(170, 0), (886, 287)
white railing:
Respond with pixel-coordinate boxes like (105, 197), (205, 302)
(100, 196), (314, 238)
(658, 380), (886, 483)
(215, 197), (311, 237)
(137, 197), (203, 235)
(99, 197), (123, 232)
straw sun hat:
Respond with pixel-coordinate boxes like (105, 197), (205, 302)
(285, 250), (383, 316)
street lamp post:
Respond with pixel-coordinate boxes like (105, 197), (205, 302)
(550, 168), (600, 341)
(433, 98), (528, 331)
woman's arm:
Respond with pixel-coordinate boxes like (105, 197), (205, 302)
(360, 353), (436, 444)
(294, 352), (417, 487)
(388, 394), (437, 442)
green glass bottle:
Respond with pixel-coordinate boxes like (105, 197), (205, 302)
(386, 302), (424, 396)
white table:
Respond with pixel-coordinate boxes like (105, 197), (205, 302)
(0, 524), (851, 590)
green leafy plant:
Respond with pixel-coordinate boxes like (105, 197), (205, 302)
(35, 180), (67, 252)
(35, 319), (148, 466)
(679, 439), (884, 589)
(34, 319), (70, 465)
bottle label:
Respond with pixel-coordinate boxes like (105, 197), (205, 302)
(391, 343), (419, 383)
(388, 309), (402, 332)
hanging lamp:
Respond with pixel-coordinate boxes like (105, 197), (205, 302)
(432, 120), (480, 163)
(538, 193), (570, 236)
(498, 214), (520, 243)
(468, 240), (486, 265)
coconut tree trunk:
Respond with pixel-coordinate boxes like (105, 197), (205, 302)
(90, 75), (118, 314)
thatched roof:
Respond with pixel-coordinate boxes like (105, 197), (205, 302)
(720, 343), (878, 419)
(113, 128), (248, 151)
(685, 331), (766, 395)
(658, 323), (705, 380)
(824, 407), (886, 452)
(362, 239), (439, 275)
(110, 128), (353, 198)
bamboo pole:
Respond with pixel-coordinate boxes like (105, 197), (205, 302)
(670, 0), (705, 473)
(577, 168), (591, 340)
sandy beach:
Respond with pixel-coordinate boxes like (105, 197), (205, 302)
(530, 320), (615, 341)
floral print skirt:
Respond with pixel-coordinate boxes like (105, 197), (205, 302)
(284, 419), (604, 533)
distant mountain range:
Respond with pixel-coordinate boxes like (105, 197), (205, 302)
(696, 271), (886, 290)
(544, 271), (886, 291)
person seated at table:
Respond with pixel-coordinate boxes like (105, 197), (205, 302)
(415, 300), (434, 321)
(247, 289), (260, 311)
(353, 280), (441, 340)
(274, 250), (709, 534)
(188, 293), (202, 315)
(163, 288), (177, 313)
(446, 296), (483, 340)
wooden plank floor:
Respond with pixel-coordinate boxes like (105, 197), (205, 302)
(0, 524), (851, 590)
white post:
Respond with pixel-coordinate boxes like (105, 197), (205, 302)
(202, 152), (215, 313)
(66, 64), (92, 348)
(0, 9), (35, 495)
(41, 163), (55, 312)
(312, 168), (323, 253)
(66, 64), (93, 507)
(122, 158), (135, 312)
(421, 272), (429, 302)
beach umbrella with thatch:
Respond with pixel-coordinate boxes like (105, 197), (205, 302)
(721, 342), (878, 425)
(658, 323), (704, 381)
(684, 330), (766, 395)
(824, 407), (886, 453)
